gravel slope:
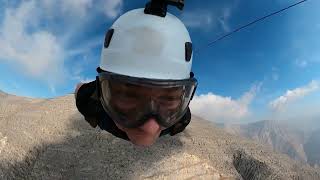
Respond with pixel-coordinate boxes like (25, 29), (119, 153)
(0, 92), (319, 180)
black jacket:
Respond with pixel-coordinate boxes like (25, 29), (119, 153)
(75, 80), (191, 141)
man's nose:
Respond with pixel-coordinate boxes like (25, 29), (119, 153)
(138, 118), (161, 134)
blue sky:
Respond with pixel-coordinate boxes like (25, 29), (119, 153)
(0, 0), (319, 123)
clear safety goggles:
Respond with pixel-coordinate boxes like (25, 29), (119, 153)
(97, 70), (197, 129)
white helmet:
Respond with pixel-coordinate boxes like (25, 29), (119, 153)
(99, 1), (193, 80)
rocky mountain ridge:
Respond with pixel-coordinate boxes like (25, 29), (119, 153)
(222, 120), (320, 168)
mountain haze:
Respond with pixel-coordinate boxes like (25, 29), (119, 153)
(304, 129), (320, 167)
(222, 120), (320, 168)
(223, 120), (307, 163)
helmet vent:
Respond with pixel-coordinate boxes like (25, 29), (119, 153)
(185, 42), (192, 62)
(104, 29), (114, 48)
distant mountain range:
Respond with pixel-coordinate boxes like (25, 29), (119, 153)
(220, 120), (320, 167)
(0, 90), (7, 100)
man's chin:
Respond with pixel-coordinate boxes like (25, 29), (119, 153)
(129, 139), (153, 147)
(129, 134), (159, 147)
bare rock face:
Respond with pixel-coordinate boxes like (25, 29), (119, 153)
(0, 93), (320, 180)
(223, 120), (307, 164)
(304, 129), (320, 167)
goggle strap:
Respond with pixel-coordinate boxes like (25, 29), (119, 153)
(96, 76), (101, 99)
(190, 84), (197, 100)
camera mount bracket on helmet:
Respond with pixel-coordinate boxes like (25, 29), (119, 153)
(144, 0), (184, 17)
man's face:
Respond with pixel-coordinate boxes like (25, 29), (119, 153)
(111, 83), (182, 147)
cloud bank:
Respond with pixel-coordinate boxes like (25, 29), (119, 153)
(189, 83), (261, 122)
(0, 1), (65, 87)
(0, 0), (123, 91)
(269, 80), (319, 112)
(181, 3), (236, 32)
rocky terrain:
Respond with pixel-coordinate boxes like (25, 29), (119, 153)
(0, 91), (320, 180)
(304, 129), (320, 167)
(221, 120), (307, 163)
(221, 120), (320, 168)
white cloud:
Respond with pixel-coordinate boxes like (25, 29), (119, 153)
(80, 78), (95, 84)
(181, 11), (215, 29)
(103, 0), (123, 18)
(218, 7), (231, 32)
(181, 3), (236, 32)
(295, 59), (308, 68)
(62, 0), (94, 16)
(269, 80), (320, 112)
(66, 35), (103, 57)
(41, 0), (122, 18)
(189, 83), (261, 122)
(42, 0), (93, 17)
(0, 0), (123, 93)
(0, 1), (66, 86)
